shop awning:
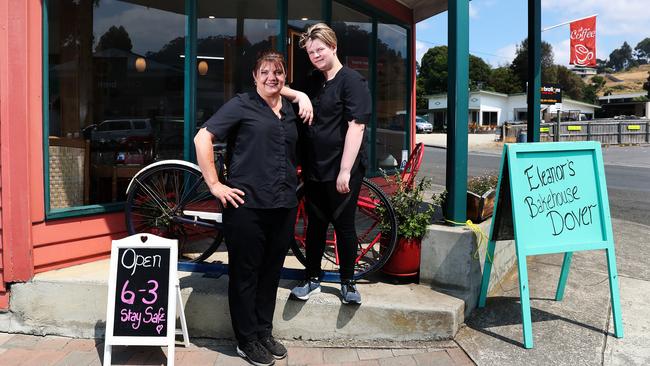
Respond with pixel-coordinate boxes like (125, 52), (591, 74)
(396, 0), (448, 22)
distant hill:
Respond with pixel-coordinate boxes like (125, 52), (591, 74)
(590, 64), (650, 96)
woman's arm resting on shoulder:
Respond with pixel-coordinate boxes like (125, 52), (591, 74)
(194, 127), (245, 207)
(280, 86), (313, 124)
(337, 121), (365, 193)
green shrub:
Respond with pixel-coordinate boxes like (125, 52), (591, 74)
(377, 172), (435, 240)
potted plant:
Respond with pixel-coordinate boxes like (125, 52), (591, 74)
(430, 172), (498, 224)
(377, 174), (435, 277)
(466, 172), (498, 223)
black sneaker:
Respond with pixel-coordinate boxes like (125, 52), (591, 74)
(259, 336), (287, 359)
(236, 340), (275, 366)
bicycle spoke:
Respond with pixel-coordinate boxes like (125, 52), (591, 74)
(125, 163), (224, 263)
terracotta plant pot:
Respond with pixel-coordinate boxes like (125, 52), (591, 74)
(382, 237), (421, 277)
(466, 188), (496, 223)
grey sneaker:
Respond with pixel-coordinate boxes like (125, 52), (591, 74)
(290, 278), (321, 300)
(340, 280), (362, 304)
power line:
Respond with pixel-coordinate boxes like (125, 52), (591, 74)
(416, 38), (514, 61)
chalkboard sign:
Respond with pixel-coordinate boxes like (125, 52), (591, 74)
(479, 142), (623, 348)
(104, 234), (178, 365)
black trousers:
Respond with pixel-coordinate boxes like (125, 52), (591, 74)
(304, 170), (363, 281)
(223, 206), (296, 345)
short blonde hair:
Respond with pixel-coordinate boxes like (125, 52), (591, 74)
(298, 23), (337, 49)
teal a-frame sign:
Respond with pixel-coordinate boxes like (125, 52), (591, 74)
(478, 141), (623, 348)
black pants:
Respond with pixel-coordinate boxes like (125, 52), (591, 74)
(304, 170), (363, 281)
(223, 206), (296, 345)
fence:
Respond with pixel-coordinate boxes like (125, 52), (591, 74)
(503, 120), (650, 145)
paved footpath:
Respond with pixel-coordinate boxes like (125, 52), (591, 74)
(0, 332), (474, 366)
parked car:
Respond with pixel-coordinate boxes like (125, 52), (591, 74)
(415, 116), (433, 134)
(90, 118), (153, 145)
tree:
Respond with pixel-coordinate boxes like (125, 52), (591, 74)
(510, 38), (555, 90)
(415, 75), (428, 110)
(644, 72), (650, 98)
(606, 42), (636, 71)
(595, 58), (612, 74)
(418, 46), (448, 94)
(469, 55), (491, 90)
(488, 66), (522, 94)
(418, 46), (494, 94)
(95, 25), (133, 52)
(583, 76), (605, 104)
(634, 38), (650, 65)
(553, 65), (586, 101)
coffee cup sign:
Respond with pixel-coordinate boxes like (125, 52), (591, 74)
(104, 234), (179, 365)
(478, 142), (623, 349)
(569, 16), (597, 67)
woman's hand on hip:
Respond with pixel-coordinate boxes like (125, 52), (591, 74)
(336, 170), (351, 194)
(209, 182), (245, 208)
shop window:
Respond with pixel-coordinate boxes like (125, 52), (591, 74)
(47, 0), (185, 210)
(196, 0), (279, 128)
(287, 0), (324, 84)
(332, 3), (372, 81)
(482, 111), (498, 125)
(376, 22), (408, 170)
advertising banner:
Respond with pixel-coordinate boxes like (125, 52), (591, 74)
(541, 84), (562, 105)
(570, 16), (597, 67)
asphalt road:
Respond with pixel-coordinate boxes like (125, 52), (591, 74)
(419, 145), (650, 225)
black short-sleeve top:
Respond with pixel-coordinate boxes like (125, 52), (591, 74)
(297, 66), (371, 182)
(202, 92), (298, 209)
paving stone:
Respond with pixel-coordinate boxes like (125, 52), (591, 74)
(0, 333), (15, 346)
(288, 346), (325, 365)
(0, 348), (36, 366)
(2, 334), (41, 349)
(336, 360), (381, 366)
(213, 350), (249, 366)
(412, 351), (455, 366)
(176, 349), (220, 365)
(36, 335), (71, 350)
(61, 338), (100, 352)
(110, 345), (139, 365)
(23, 350), (68, 366)
(357, 348), (395, 360)
(322, 348), (359, 363)
(444, 348), (474, 365)
(378, 355), (418, 366)
(392, 348), (427, 357)
(55, 351), (103, 366)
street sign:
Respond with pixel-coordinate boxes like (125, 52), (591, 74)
(478, 141), (623, 348)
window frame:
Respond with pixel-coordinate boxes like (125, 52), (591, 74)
(42, 0), (412, 219)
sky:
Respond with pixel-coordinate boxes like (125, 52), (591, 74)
(416, 0), (650, 68)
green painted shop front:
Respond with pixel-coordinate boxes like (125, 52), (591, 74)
(44, 0), (414, 219)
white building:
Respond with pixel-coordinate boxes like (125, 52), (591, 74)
(426, 90), (599, 129)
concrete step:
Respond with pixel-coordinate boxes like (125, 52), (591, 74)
(0, 260), (465, 342)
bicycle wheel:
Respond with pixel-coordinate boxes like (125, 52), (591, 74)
(125, 163), (223, 262)
(291, 177), (398, 281)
